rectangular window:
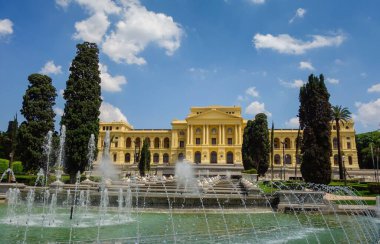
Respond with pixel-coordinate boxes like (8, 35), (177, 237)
(179, 141), (185, 148)
(211, 138), (217, 145)
(110, 126), (112, 131)
(196, 138), (201, 145)
(228, 138), (233, 145)
(347, 142), (351, 149)
(114, 142), (118, 148)
(103, 126), (105, 130)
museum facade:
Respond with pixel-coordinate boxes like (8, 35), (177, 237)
(97, 105), (359, 169)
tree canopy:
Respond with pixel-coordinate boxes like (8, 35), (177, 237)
(61, 42), (102, 181)
(17, 74), (56, 171)
(299, 74), (332, 184)
(139, 139), (151, 176)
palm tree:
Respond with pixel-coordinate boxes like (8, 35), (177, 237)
(331, 105), (352, 180)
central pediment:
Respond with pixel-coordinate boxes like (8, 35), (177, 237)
(186, 108), (242, 121)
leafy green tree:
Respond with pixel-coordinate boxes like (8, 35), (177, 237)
(295, 126), (302, 178)
(251, 113), (270, 176)
(242, 120), (254, 170)
(331, 105), (352, 179)
(299, 74), (332, 184)
(17, 74), (56, 171)
(356, 131), (380, 169)
(61, 42), (102, 182)
(139, 139), (151, 176)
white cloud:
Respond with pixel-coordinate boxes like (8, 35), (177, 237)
(59, 89), (64, 97)
(0, 19), (13, 36)
(55, 0), (71, 9)
(299, 61), (314, 71)
(326, 78), (339, 84)
(245, 101), (271, 117)
(368, 83), (380, 93)
(289, 8), (306, 23)
(100, 101), (128, 122)
(246, 87), (259, 97)
(253, 33), (345, 55)
(249, 0), (265, 4)
(99, 63), (127, 92)
(73, 12), (110, 43)
(75, 0), (121, 15)
(354, 99), (380, 127)
(280, 79), (304, 88)
(54, 107), (64, 117)
(285, 117), (299, 128)
(102, 1), (183, 65)
(40, 60), (62, 75)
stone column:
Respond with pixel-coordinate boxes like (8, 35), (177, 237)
(234, 125), (238, 145)
(203, 125), (206, 145)
(238, 125), (241, 145)
(190, 125), (193, 145)
(222, 124), (225, 145)
(187, 126), (190, 145)
(218, 124), (222, 145)
(206, 125), (209, 145)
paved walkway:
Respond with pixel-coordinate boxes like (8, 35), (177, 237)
(324, 193), (376, 201)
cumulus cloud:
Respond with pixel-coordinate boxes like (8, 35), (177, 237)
(326, 78), (339, 84)
(40, 60), (62, 75)
(73, 12), (110, 43)
(54, 107), (64, 117)
(249, 0), (266, 4)
(99, 63), (127, 92)
(245, 101), (271, 117)
(299, 61), (314, 71)
(253, 33), (345, 55)
(368, 83), (380, 93)
(289, 8), (306, 23)
(354, 99), (380, 127)
(59, 89), (64, 97)
(285, 117), (299, 128)
(99, 101), (128, 122)
(280, 79), (304, 88)
(246, 87), (259, 97)
(102, 0), (183, 65)
(0, 19), (13, 37)
(55, 0), (71, 9)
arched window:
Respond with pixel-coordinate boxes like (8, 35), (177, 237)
(194, 151), (201, 164)
(153, 153), (159, 163)
(274, 138), (280, 149)
(210, 151), (217, 164)
(211, 128), (217, 135)
(113, 153), (117, 162)
(144, 138), (151, 147)
(154, 137), (160, 148)
(274, 154), (281, 164)
(135, 137), (141, 148)
(333, 138), (338, 149)
(284, 138), (291, 149)
(163, 153), (169, 164)
(285, 154), (292, 164)
(164, 137), (170, 148)
(126, 137), (131, 148)
(227, 152), (233, 164)
(195, 128), (202, 134)
(125, 153), (130, 163)
(178, 153), (184, 162)
(348, 156), (353, 165)
(334, 154), (338, 166)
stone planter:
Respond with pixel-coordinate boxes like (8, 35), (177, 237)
(241, 173), (258, 182)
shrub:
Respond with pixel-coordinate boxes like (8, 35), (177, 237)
(242, 168), (258, 174)
(12, 161), (24, 174)
(368, 183), (380, 194)
(0, 158), (9, 173)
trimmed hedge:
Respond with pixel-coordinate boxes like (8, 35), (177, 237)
(12, 161), (23, 174)
(368, 183), (380, 194)
(242, 168), (257, 174)
(0, 158), (9, 172)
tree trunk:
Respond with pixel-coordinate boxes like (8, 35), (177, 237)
(336, 120), (344, 180)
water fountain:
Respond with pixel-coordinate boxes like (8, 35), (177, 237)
(51, 125), (66, 186)
(0, 131), (379, 243)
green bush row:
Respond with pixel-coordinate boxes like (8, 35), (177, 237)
(0, 159), (24, 174)
(242, 168), (258, 174)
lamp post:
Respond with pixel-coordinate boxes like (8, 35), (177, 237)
(342, 155), (346, 186)
(281, 141), (286, 180)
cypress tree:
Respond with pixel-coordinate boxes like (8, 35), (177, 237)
(299, 74), (332, 184)
(270, 122), (274, 180)
(61, 42), (102, 182)
(17, 74), (56, 171)
(242, 120), (254, 170)
(251, 113), (270, 176)
(139, 139), (151, 176)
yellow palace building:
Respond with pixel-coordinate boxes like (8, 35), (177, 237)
(97, 105), (359, 170)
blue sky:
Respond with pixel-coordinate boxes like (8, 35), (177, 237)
(0, 0), (380, 133)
